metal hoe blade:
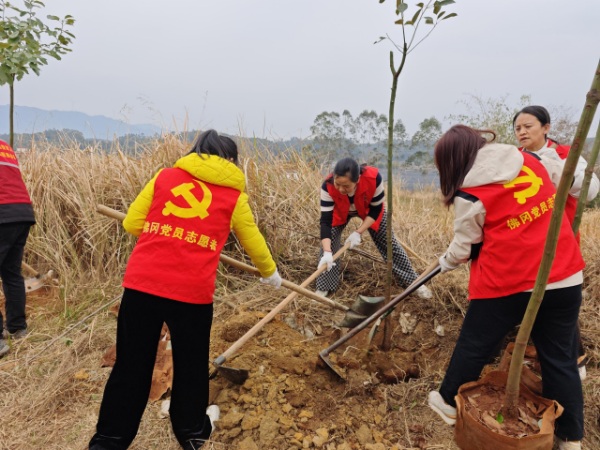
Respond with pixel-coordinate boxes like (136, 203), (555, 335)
(319, 350), (346, 380)
(209, 359), (249, 385)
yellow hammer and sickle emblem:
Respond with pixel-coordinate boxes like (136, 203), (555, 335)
(503, 166), (543, 205)
(162, 180), (212, 219)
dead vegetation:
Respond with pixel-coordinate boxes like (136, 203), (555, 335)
(0, 135), (599, 449)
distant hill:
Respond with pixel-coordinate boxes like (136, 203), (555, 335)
(0, 105), (159, 139)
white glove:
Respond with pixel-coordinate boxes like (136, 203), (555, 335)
(439, 255), (459, 274)
(345, 231), (362, 249)
(260, 269), (282, 289)
(319, 251), (335, 271)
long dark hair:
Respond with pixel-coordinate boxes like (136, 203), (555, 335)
(435, 125), (496, 207)
(513, 105), (559, 144)
(326, 157), (366, 184)
(189, 129), (239, 164)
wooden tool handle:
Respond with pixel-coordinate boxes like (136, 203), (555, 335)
(21, 261), (39, 278)
(97, 204), (127, 221)
(408, 259), (440, 289)
(214, 241), (352, 365)
(97, 206), (349, 311)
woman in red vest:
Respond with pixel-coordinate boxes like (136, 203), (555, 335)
(427, 125), (584, 450)
(513, 105), (599, 381)
(89, 130), (282, 450)
(316, 157), (432, 299)
(0, 140), (35, 357)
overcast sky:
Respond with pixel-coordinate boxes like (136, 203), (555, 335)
(1, 0), (599, 139)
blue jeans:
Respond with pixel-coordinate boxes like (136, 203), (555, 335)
(0, 222), (30, 334)
(440, 285), (583, 441)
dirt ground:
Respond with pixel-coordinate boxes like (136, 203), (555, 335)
(3, 273), (600, 450)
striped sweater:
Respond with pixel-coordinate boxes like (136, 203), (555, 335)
(319, 172), (384, 240)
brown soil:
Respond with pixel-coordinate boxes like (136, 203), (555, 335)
(462, 383), (546, 438)
(203, 308), (448, 449)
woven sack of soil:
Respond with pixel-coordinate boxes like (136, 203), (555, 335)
(454, 370), (563, 450)
(498, 343), (543, 396)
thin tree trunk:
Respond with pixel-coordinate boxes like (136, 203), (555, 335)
(572, 119), (600, 235)
(382, 47), (407, 351)
(503, 58), (600, 417)
(9, 76), (15, 149)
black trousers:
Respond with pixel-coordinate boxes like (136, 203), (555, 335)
(89, 288), (214, 450)
(440, 285), (583, 441)
(0, 222), (30, 334)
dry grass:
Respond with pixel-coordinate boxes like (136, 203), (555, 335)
(0, 135), (598, 449)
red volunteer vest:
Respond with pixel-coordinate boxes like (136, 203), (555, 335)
(461, 152), (584, 300)
(518, 141), (579, 242)
(326, 166), (384, 231)
(550, 142), (578, 228)
(123, 167), (240, 304)
(0, 140), (32, 205)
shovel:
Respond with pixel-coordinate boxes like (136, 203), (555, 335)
(21, 261), (54, 293)
(211, 241), (353, 383)
(319, 262), (441, 380)
(96, 205), (369, 323)
(365, 259), (440, 346)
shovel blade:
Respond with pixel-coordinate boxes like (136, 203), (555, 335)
(319, 351), (346, 380)
(337, 310), (368, 328)
(352, 295), (385, 317)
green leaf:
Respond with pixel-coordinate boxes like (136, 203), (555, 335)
(424, 16), (434, 24)
(441, 12), (457, 20)
(396, 3), (408, 14)
(410, 399), (417, 409)
(58, 35), (68, 45)
(437, 10), (446, 18)
(393, 406), (400, 411)
(433, 2), (441, 14)
(437, 0), (456, 6)
(379, 0), (386, 3)
(395, 19), (404, 24)
(410, 8), (421, 24)
(46, 15), (60, 21)
(416, 2), (424, 6)
(373, 36), (387, 44)
(496, 412), (504, 424)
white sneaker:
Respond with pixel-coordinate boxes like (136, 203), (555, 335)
(416, 285), (433, 299)
(206, 405), (220, 432)
(554, 436), (581, 450)
(578, 356), (587, 382)
(428, 391), (456, 426)
(316, 290), (329, 298)
(579, 365), (587, 381)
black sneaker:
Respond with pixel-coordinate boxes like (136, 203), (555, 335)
(11, 329), (28, 340)
(182, 440), (206, 450)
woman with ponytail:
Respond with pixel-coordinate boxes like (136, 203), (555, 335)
(316, 157), (432, 299)
(89, 130), (281, 450)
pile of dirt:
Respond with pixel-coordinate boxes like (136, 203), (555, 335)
(202, 307), (448, 449)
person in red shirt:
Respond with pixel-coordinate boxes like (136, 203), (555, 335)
(89, 130), (282, 450)
(0, 140), (35, 357)
(316, 157), (432, 299)
(427, 126), (584, 450)
(513, 105), (599, 381)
